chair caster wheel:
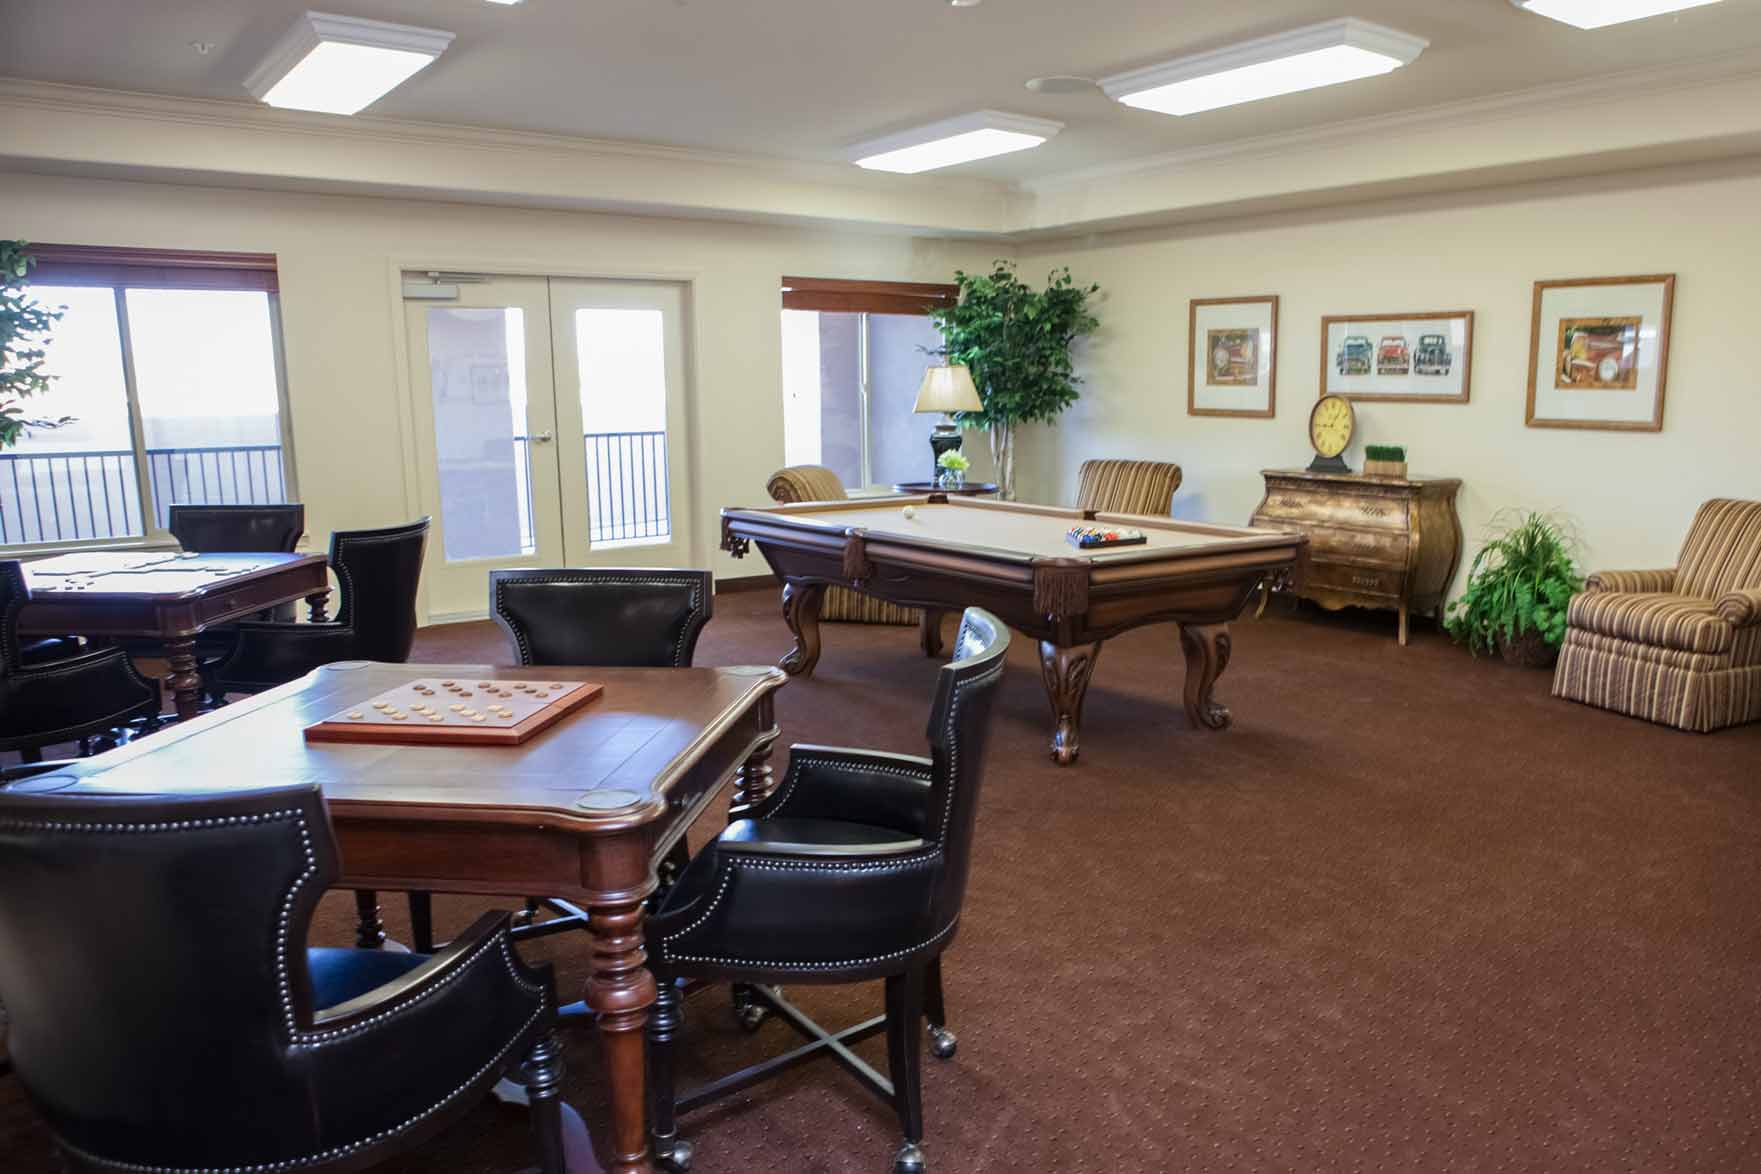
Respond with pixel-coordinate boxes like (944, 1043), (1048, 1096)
(655, 1136), (693, 1171)
(928, 1025), (957, 1059)
(735, 1004), (770, 1033)
(892, 1142), (926, 1174)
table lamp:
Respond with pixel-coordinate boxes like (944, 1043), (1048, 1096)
(913, 364), (983, 481)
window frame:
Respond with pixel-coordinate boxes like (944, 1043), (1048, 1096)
(2, 245), (298, 555)
(780, 277), (956, 492)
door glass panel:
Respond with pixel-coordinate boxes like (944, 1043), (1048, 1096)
(125, 289), (290, 529)
(573, 308), (670, 546)
(0, 285), (142, 544)
(424, 307), (535, 560)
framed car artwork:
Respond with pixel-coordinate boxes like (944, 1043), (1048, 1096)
(1320, 311), (1473, 403)
(1525, 275), (1674, 432)
(1188, 295), (1278, 418)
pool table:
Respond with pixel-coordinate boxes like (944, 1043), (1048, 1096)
(721, 495), (1307, 764)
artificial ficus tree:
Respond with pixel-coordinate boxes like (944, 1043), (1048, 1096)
(929, 261), (1099, 500)
(0, 241), (68, 450)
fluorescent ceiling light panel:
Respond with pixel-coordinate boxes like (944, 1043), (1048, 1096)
(1510, 0), (1724, 29)
(850, 111), (1063, 173)
(245, 11), (455, 115)
(1100, 18), (1428, 117)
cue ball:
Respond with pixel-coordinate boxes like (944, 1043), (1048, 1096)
(902, 505), (916, 519)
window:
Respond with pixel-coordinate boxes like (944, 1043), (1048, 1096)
(0, 246), (294, 549)
(780, 277), (957, 490)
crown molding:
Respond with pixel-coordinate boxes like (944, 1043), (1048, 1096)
(1025, 47), (1761, 194)
(0, 77), (1011, 202)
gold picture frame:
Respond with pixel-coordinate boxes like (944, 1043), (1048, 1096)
(1188, 295), (1277, 418)
(1526, 275), (1674, 432)
(1319, 311), (1473, 403)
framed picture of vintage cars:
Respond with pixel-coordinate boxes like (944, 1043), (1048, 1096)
(1189, 295), (1277, 418)
(1526, 274), (1674, 432)
(1320, 311), (1473, 403)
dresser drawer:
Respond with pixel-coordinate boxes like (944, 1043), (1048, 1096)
(1258, 486), (1411, 531)
(1290, 523), (1409, 568)
(1308, 559), (1406, 600)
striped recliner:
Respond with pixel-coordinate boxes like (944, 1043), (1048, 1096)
(766, 465), (920, 626)
(1076, 458), (1183, 516)
(1552, 499), (1761, 732)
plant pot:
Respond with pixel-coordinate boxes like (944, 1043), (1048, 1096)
(1497, 628), (1558, 669)
(1363, 459), (1408, 478)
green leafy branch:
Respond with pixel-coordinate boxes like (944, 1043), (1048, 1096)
(1, 240), (70, 450)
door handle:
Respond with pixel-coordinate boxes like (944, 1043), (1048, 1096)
(530, 431), (555, 444)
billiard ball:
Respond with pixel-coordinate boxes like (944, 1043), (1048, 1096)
(902, 505), (916, 519)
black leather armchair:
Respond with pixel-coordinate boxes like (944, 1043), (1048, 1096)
(491, 567), (713, 667)
(645, 607), (1009, 1174)
(169, 502), (306, 553)
(208, 517), (429, 694)
(1, 561), (159, 762)
(0, 778), (582, 1173)
(400, 567), (715, 959)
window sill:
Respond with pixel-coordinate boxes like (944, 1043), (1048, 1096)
(5, 537), (183, 561)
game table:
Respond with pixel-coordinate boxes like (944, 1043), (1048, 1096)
(722, 495), (1307, 764)
(18, 659), (787, 1174)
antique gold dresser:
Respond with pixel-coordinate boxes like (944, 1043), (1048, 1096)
(1250, 469), (1463, 644)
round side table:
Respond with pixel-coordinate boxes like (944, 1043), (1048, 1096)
(891, 481), (1000, 497)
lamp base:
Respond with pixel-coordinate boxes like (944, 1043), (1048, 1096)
(929, 422), (963, 482)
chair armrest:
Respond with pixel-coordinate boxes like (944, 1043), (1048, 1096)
(1584, 568), (1676, 594)
(751, 744), (935, 836)
(209, 619), (359, 690)
(1715, 588), (1761, 627)
(301, 912), (555, 1143)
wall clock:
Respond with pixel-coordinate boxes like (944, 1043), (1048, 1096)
(1307, 393), (1355, 473)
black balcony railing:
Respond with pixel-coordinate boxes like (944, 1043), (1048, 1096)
(0, 444), (288, 546)
(585, 430), (670, 545)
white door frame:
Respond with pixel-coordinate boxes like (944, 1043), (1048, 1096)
(385, 259), (703, 624)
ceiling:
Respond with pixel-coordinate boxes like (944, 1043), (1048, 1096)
(5, 0), (1761, 184)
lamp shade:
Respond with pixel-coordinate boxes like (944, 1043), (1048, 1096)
(913, 365), (984, 414)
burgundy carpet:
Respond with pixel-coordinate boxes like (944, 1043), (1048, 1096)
(5, 589), (1760, 1173)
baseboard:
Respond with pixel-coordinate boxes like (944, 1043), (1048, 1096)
(716, 573), (778, 594)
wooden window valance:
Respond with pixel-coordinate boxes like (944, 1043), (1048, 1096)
(22, 244), (280, 293)
(781, 276), (956, 316)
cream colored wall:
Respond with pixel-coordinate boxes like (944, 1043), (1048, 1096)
(1017, 160), (1761, 596)
(0, 170), (1001, 615)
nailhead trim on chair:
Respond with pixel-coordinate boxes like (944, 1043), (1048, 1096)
(669, 916), (959, 971)
(939, 659), (1004, 843)
(492, 574), (707, 667)
(764, 753), (932, 818)
(10, 808), (551, 1173)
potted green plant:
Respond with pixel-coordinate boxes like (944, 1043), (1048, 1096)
(1444, 510), (1583, 668)
(1, 240), (68, 450)
(1363, 444), (1407, 478)
(935, 448), (970, 490)
(929, 261), (1099, 500)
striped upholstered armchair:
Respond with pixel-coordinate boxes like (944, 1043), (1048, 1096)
(1076, 458), (1183, 516)
(766, 465), (919, 626)
(1553, 498), (1761, 732)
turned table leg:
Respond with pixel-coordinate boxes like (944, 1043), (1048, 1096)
(1038, 640), (1102, 766)
(778, 580), (824, 677)
(306, 588), (332, 624)
(918, 608), (946, 659)
(1178, 623), (1233, 731)
(588, 890), (659, 1174)
(729, 695), (779, 816)
(163, 635), (203, 723)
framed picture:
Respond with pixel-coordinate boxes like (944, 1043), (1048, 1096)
(1526, 275), (1674, 432)
(1188, 295), (1277, 418)
(1320, 311), (1473, 403)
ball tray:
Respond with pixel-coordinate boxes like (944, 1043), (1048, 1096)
(303, 677), (604, 746)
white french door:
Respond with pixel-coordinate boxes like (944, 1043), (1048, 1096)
(405, 274), (693, 621)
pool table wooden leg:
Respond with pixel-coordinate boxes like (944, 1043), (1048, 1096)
(919, 609), (946, 659)
(779, 580), (825, 677)
(1178, 623), (1233, 730)
(1038, 640), (1101, 766)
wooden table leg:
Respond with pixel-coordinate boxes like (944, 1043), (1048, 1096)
(163, 635), (203, 723)
(729, 694), (779, 815)
(1178, 623), (1233, 731)
(918, 608), (946, 659)
(520, 1028), (603, 1174)
(353, 889), (387, 949)
(306, 588), (332, 624)
(1038, 640), (1101, 766)
(588, 890), (659, 1174)
(778, 580), (824, 677)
